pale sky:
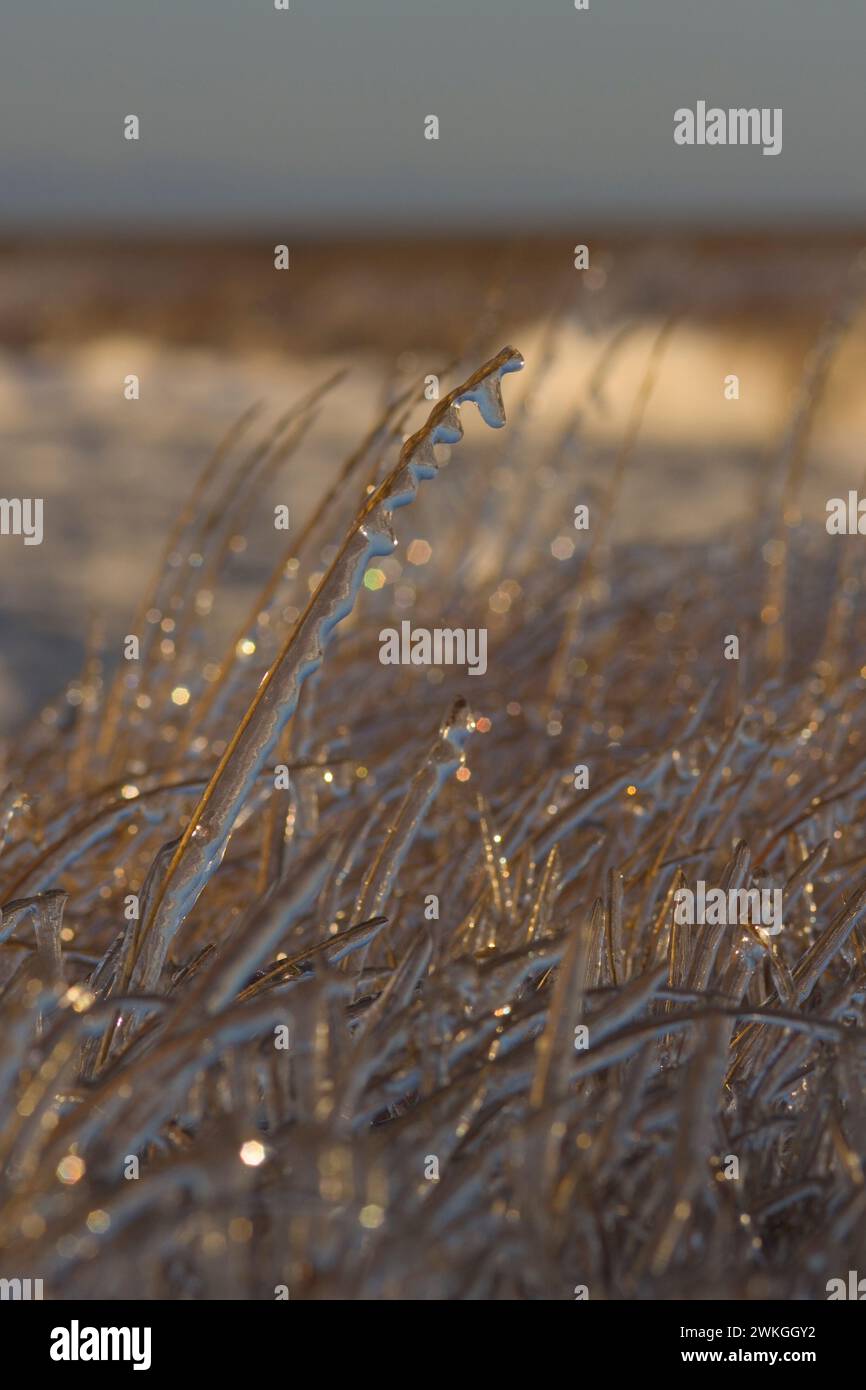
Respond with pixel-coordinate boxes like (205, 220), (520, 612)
(1, 0), (864, 231)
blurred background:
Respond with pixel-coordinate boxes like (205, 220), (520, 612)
(1, 0), (866, 728)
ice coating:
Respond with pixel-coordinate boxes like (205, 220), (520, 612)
(124, 348), (524, 1000)
(0, 890), (66, 988)
(353, 697), (475, 928)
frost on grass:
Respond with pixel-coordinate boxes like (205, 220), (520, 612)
(1, 332), (866, 1300)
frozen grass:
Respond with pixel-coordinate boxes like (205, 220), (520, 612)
(2, 306), (866, 1300)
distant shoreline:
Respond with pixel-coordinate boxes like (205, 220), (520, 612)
(2, 232), (864, 355)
